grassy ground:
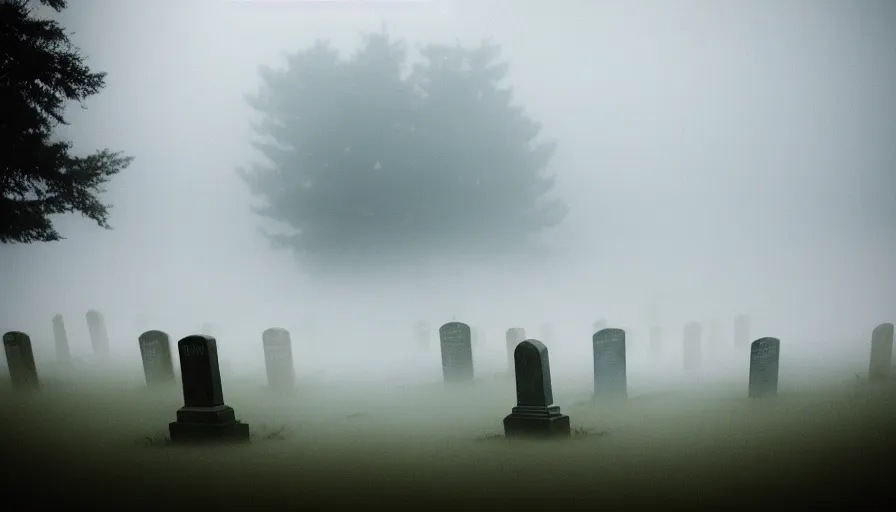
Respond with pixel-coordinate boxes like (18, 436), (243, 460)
(1, 369), (894, 508)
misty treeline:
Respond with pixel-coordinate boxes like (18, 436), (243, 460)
(239, 30), (567, 270)
(1, 0), (133, 244)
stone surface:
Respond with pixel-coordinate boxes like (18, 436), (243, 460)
(748, 337), (780, 398)
(868, 323), (894, 383)
(439, 322), (474, 383)
(262, 327), (295, 391)
(593, 328), (627, 399)
(734, 315), (750, 349)
(503, 339), (570, 439)
(138, 330), (176, 387)
(3, 331), (39, 391)
(51, 314), (71, 364)
(505, 327), (526, 374)
(682, 322), (702, 372)
(85, 309), (110, 358)
(169, 335), (249, 443)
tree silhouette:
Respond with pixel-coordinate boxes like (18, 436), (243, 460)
(239, 31), (565, 270)
(1, 0), (134, 244)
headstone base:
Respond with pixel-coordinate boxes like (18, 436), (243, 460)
(168, 405), (250, 443)
(503, 405), (571, 439)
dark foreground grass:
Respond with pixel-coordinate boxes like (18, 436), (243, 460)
(1, 373), (894, 508)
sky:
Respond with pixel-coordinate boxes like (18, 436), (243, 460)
(1, 0), (894, 367)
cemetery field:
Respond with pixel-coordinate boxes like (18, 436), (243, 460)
(2, 370), (894, 507)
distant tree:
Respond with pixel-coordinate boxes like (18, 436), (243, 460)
(239, 30), (565, 270)
(0, 0), (133, 243)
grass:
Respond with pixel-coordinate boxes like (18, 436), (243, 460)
(1, 367), (894, 507)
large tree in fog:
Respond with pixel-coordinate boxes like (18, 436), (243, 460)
(0, 0), (133, 244)
(239, 31), (566, 268)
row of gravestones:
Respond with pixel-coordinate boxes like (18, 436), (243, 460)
(50, 311), (112, 362)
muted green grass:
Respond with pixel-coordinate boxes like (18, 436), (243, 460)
(1, 371), (894, 507)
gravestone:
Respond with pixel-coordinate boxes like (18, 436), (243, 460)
(168, 335), (250, 443)
(85, 309), (110, 358)
(868, 323), (894, 383)
(682, 322), (702, 372)
(503, 339), (571, 439)
(439, 322), (474, 383)
(505, 327), (526, 374)
(414, 320), (429, 350)
(3, 332), (40, 391)
(649, 326), (662, 356)
(592, 319), (607, 333)
(51, 314), (71, 364)
(734, 315), (750, 349)
(262, 327), (295, 392)
(593, 328), (627, 399)
(138, 330), (175, 387)
(748, 337), (780, 398)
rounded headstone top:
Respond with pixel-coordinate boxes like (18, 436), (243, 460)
(3, 331), (28, 342)
(593, 327), (625, 340)
(179, 334), (216, 345)
(139, 330), (169, 340)
(873, 322), (894, 333)
(516, 338), (548, 356)
(439, 321), (470, 332)
(751, 337), (780, 348)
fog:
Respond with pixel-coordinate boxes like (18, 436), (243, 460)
(1, 0), (894, 383)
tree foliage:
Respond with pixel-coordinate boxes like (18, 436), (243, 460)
(239, 31), (566, 269)
(1, 0), (134, 243)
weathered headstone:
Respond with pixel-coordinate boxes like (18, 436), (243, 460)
(593, 328), (627, 399)
(85, 309), (110, 358)
(734, 315), (750, 349)
(505, 327), (526, 374)
(649, 326), (662, 356)
(682, 322), (702, 372)
(748, 337), (780, 398)
(592, 320), (607, 333)
(51, 314), (71, 364)
(414, 320), (429, 350)
(3, 332), (39, 391)
(503, 339), (571, 439)
(439, 322), (474, 383)
(168, 335), (250, 443)
(868, 323), (894, 383)
(262, 327), (295, 392)
(138, 330), (175, 387)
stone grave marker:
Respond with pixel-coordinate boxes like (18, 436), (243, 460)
(262, 327), (295, 392)
(593, 328), (627, 399)
(868, 323), (894, 383)
(503, 339), (571, 439)
(748, 337), (781, 398)
(414, 320), (429, 350)
(168, 335), (250, 443)
(649, 326), (662, 356)
(682, 321), (702, 372)
(85, 309), (110, 358)
(3, 332), (40, 391)
(138, 330), (175, 387)
(734, 315), (750, 349)
(439, 322), (474, 383)
(51, 314), (71, 364)
(505, 327), (526, 374)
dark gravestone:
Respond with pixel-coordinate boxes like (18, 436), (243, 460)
(868, 323), (894, 383)
(503, 339), (571, 439)
(734, 315), (750, 349)
(262, 327), (295, 392)
(439, 322), (474, 383)
(649, 326), (662, 356)
(414, 320), (429, 350)
(748, 337), (780, 398)
(505, 327), (526, 374)
(593, 328), (627, 399)
(138, 330), (175, 387)
(592, 319), (607, 334)
(85, 309), (110, 358)
(168, 335), (250, 443)
(682, 322), (702, 372)
(3, 332), (39, 391)
(51, 314), (71, 364)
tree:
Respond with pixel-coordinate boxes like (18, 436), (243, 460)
(239, 31), (566, 270)
(0, 0), (134, 243)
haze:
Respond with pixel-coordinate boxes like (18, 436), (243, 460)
(1, 0), (894, 383)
